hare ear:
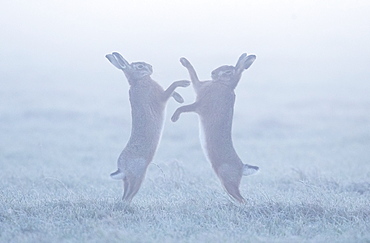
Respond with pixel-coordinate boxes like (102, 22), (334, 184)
(243, 55), (256, 70)
(106, 54), (124, 70)
(112, 52), (130, 69)
(235, 53), (247, 67)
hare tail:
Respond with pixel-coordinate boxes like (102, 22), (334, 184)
(243, 164), (259, 176)
(110, 168), (125, 180)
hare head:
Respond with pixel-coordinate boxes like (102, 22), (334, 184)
(128, 62), (153, 79)
(211, 65), (236, 82)
(106, 52), (153, 84)
(210, 53), (256, 87)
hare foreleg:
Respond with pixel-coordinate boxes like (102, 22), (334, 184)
(171, 103), (198, 122)
(163, 80), (190, 102)
(180, 58), (202, 90)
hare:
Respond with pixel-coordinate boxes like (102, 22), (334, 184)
(171, 53), (259, 203)
(106, 52), (190, 203)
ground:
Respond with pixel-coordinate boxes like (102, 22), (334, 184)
(0, 77), (369, 243)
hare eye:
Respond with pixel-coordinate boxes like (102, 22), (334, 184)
(225, 70), (233, 75)
(137, 64), (144, 69)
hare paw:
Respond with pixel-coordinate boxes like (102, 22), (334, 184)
(171, 112), (180, 122)
(180, 57), (191, 67)
(177, 80), (191, 87)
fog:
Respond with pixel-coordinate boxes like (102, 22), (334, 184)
(2, 0), (370, 86)
(1, 1), (370, 241)
(1, 0), (370, 172)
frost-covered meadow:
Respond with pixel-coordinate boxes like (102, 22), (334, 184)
(1, 61), (369, 242)
(1, 1), (370, 242)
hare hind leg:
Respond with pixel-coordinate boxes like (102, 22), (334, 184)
(223, 182), (246, 203)
(217, 164), (245, 203)
(122, 179), (132, 202)
(122, 174), (146, 203)
(121, 158), (147, 202)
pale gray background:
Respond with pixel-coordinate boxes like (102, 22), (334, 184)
(1, 1), (370, 242)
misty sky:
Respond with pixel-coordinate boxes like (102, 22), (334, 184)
(1, 0), (370, 101)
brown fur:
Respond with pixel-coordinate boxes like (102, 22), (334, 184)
(106, 52), (190, 203)
(171, 54), (259, 203)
